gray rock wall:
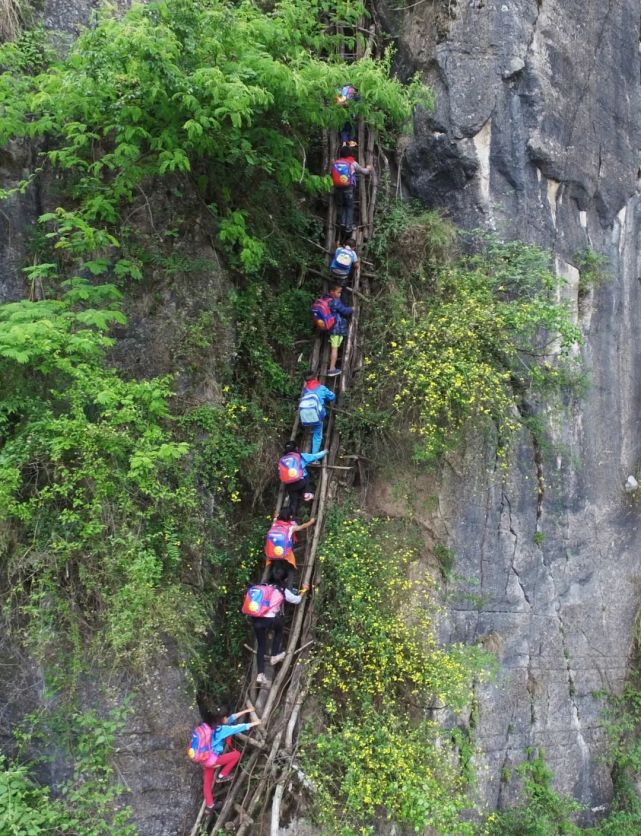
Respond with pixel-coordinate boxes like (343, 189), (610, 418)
(378, 0), (641, 819)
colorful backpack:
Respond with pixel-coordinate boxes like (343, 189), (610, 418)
(311, 296), (336, 331)
(331, 159), (354, 188)
(187, 723), (212, 764)
(278, 452), (304, 484)
(331, 247), (354, 276)
(336, 85), (357, 105)
(241, 584), (285, 617)
(265, 520), (295, 559)
(298, 391), (323, 426)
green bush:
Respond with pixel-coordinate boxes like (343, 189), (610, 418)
(302, 508), (491, 834)
(347, 205), (582, 464)
(483, 750), (581, 835)
(0, 708), (134, 835)
(0, 0), (426, 279)
(0, 286), (208, 665)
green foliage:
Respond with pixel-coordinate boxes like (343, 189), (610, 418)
(433, 542), (455, 580)
(575, 249), (609, 298)
(592, 665), (641, 833)
(0, 0), (425, 675)
(302, 508), (491, 834)
(347, 203), (582, 463)
(0, 284), (209, 666)
(0, 0), (425, 278)
(0, 707), (134, 835)
(483, 749), (582, 835)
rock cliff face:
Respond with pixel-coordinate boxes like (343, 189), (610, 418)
(3, 0), (641, 828)
(373, 0), (641, 819)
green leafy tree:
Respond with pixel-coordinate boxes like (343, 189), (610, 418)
(0, 0), (426, 275)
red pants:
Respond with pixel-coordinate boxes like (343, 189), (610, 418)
(202, 749), (241, 808)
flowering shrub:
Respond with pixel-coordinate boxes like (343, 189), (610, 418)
(349, 206), (582, 463)
(303, 510), (491, 834)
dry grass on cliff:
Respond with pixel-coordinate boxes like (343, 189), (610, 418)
(0, 0), (25, 42)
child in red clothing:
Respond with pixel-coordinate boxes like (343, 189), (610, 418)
(198, 705), (260, 813)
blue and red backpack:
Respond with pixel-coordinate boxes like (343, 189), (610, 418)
(331, 159), (354, 188)
(336, 85), (357, 105)
(241, 584), (285, 617)
(265, 520), (295, 560)
(278, 452), (304, 484)
(187, 723), (212, 764)
(311, 296), (336, 331)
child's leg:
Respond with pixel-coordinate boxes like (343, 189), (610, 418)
(216, 749), (241, 778)
(270, 618), (285, 658)
(329, 342), (338, 370)
(253, 621), (268, 674)
(286, 481), (304, 517)
(342, 188), (354, 237)
(203, 765), (216, 808)
(311, 423), (323, 454)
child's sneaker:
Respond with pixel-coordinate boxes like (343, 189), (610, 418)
(326, 368), (342, 377)
(303, 492), (314, 502)
(256, 673), (269, 686)
(205, 800), (223, 815)
(216, 773), (233, 784)
(270, 652), (286, 666)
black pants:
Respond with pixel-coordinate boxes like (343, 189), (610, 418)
(252, 616), (284, 674)
(334, 186), (354, 238)
(285, 475), (310, 517)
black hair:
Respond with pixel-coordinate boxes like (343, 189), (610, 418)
(277, 509), (292, 522)
(198, 693), (229, 727)
(345, 237), (356, 248)
(330, 284), (343, 293)
(209, 705), (229, 727)
(304, 371), (316, 382)
(270, 562), (288, 585)
(283, 440), (298, 454)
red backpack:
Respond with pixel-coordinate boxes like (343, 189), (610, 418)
(331, 158), (354, 188)
(265, 520), (295, 559)
(278, 452), (304, 484)
(241, 584), (285, 617)
(311, 296), (336, 331)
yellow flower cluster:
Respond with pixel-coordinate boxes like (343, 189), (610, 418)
(304, 511), (491, 834)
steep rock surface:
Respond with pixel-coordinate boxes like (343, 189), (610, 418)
(372, 0), (641, 820)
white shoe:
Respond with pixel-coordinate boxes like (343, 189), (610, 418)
(256, 673), (269, 686)
(303, 492), (314, 502)
(270, 652), (286, 666)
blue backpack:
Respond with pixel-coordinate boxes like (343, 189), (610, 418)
(299, 391), (323, 425)
(331, 247), (355, 277)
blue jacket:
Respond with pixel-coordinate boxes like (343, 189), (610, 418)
(210, 717), (250, 755)
(303, 380), (336, 422)
(300, 450), (326, 476)
(329, 297), (353, 337)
